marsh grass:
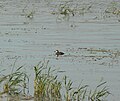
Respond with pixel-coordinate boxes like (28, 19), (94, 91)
(0, 60), (110, 101)
(88, 82), (110, 101)
(63, 77), (110, 101)
(33, 60), (110, 101)
(63, 76), (88, 101)
(0, 66), (29, 98)
(34, 60), (62, 101)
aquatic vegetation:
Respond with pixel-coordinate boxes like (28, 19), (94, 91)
(55, 1), (75, 22)
(88, 82), (110, 101)
(0, 66), (29, 96)
(33, 60), (110, 101)
(34, 60), (62, 101)
(63, 75), (73, 101)
(104, 1), (120, 19)
(63, 76), (88, 101)
(51, 1), (93, 22)
(66, 47), (120, 66)
(0, 60), (110, 100)
(63, 76), (110, 101)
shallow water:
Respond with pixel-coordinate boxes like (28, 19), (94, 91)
(0, 0), (120, 100)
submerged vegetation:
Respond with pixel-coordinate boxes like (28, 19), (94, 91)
(50, 1), (93, 22)
(66, 47), (120, 67)
(104, 1), (120, 18)
(49, 0), (120, 22)
(0, 60), (110, 101)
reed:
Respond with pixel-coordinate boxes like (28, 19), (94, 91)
(33, 61), (110, 101)
(34, 60), (62, 101)
(0, 66), (29, 96)
(88, 82), (110, 101)
(0, 60), (110, 101)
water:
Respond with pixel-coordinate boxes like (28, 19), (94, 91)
(0, 0), (120, 100)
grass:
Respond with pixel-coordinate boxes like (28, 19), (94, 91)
(33, 60), (110, 101)
(88, 82), (110, 101)
(0, 60), (110, 101)
(0, 66), (29, 100)
(34, 60), (62, 101)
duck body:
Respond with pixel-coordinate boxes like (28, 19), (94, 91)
(55, 50), (64, 57)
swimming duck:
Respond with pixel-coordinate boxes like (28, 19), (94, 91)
(55, 50), (64, 57)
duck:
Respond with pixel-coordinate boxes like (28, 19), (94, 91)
(55, 50), (64, 57)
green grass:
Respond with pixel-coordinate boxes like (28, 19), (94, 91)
(33, 60), (110, 101)
(0, 66), (29, 99)
(0, 60), (110, 101)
